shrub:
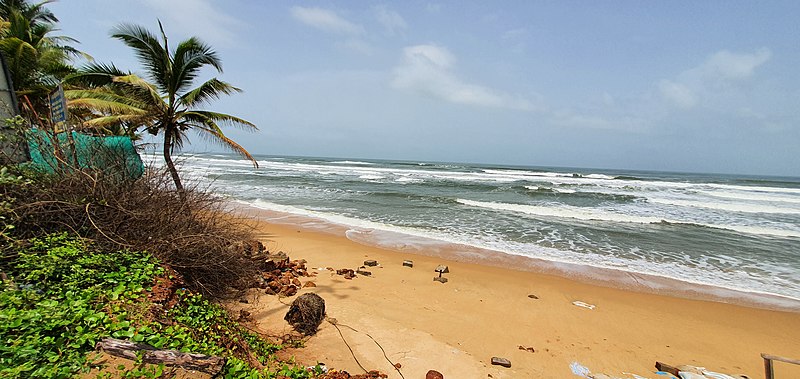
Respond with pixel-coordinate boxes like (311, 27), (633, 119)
(2, 165), (260, 298)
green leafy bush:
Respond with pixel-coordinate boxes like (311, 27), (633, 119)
(0, 233), (160, 378)
(0, 233), (315, 379)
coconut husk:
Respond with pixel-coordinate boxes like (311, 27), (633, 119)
(284, 293), (326, 335)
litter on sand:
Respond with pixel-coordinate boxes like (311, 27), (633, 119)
(570, 361), (591, 378)
(572, 301), (596, 310)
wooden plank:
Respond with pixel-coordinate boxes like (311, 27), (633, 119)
(96, 338), (225, 375)
(761, 353), (800, 365)
(655, 361), (680, 377)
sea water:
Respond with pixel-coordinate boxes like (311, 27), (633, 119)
(158, 153), (800, 305)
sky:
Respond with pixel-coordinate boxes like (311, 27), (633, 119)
(49, 1), (800, 176)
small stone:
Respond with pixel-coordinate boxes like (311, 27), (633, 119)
(281, 285), (298, 297)
(356, 269), (372, 276)
(303, 281), (317, 288)
(364, 260), (378, 267)
(239, 298), (249, 304)
(491, 357), (511, 368)
(518, 345), (535, 353)
(434, 265), (449, 273)
(426, 370), (444, 379)
(528, 294), (539, 299)
(433, 277), (448, 283)
(267, 251), (288, 262)
(402, 260), (413, 268)
(238, 309), (252, 322)
(292, 278), (301, 286)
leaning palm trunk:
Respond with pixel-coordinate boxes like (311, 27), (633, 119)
(162, 126), (185, 200)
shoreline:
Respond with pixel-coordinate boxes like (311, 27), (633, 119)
(229, 212), (800, 378)
(232, 202), (800, 313)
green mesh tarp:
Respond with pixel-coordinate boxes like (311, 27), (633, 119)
(26, 129), (144, 179)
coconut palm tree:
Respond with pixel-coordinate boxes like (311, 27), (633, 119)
(0, 0), (86, 118)
(65, 22), (258, 196)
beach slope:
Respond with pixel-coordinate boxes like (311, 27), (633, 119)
(229, 222), (800, 378)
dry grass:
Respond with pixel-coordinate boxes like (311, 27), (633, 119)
(2, 161), (261, 298)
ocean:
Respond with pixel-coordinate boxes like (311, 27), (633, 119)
(163, 153), (800, 307)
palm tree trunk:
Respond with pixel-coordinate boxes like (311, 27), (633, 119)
(163, 127), (185, 201)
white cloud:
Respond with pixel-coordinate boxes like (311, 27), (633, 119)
(658, 80), (698, 108)
(142, 0), (242, 46)
(658, 48), (771, 109)
(391, 44), (538, 111)
(700, 49), (772, 80)
(290, 6), (364, 35)
(374, 5), (407, 35)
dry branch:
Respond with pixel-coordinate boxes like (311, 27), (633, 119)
(3, 164), (261, 298)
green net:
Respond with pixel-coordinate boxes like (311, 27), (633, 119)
(26, 129), (144, 179)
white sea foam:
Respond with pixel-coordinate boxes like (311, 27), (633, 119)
(395, 177), (423, 183)
(457, 199), (663, 223)
(698, 190), (800, 204)
(240, 199), (800, 305)
(331, 160), (375, 165)
(456, 199), (800, 238)
(649, 198), (800, 215)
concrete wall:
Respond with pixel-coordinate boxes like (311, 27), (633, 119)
(0, 52), (27, 164)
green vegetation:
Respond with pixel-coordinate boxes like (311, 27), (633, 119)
(0, 0), (88, 120)
(65, 22), (258, 194)
(0, 233), (317, 378)
(0, 2), (331, 378)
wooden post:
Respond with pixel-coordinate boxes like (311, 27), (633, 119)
(764, 356), (773, 379)
(761, 353), (800, 379)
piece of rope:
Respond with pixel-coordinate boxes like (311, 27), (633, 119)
(327, 319), (369, 374)
(326, 318), (405, 379)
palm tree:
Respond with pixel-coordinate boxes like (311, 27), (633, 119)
(65, 22), (258, 196)
(0, 0), (87, 118)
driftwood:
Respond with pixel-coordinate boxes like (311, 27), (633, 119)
(654, 361), (680, 377)
(96, 338), (225, 375)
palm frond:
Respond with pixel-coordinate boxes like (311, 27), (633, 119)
(179, 78), (241, 107)
(182, 110), (257, 131)
(64, 62), (130, 87)
(81, 114), (152, 127)
(110, 23), (170, 92)
(171, 37), (222, 94)
(65, 94), (149, 116)
(112, 74), (166, 109)
(191, 123), (259, 168)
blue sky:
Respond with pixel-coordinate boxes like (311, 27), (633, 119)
(50, 1), (800, 176)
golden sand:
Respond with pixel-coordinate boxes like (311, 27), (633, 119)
(228, 217), (800, 379)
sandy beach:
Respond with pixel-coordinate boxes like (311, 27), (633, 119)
(224, 213), (800, 379)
